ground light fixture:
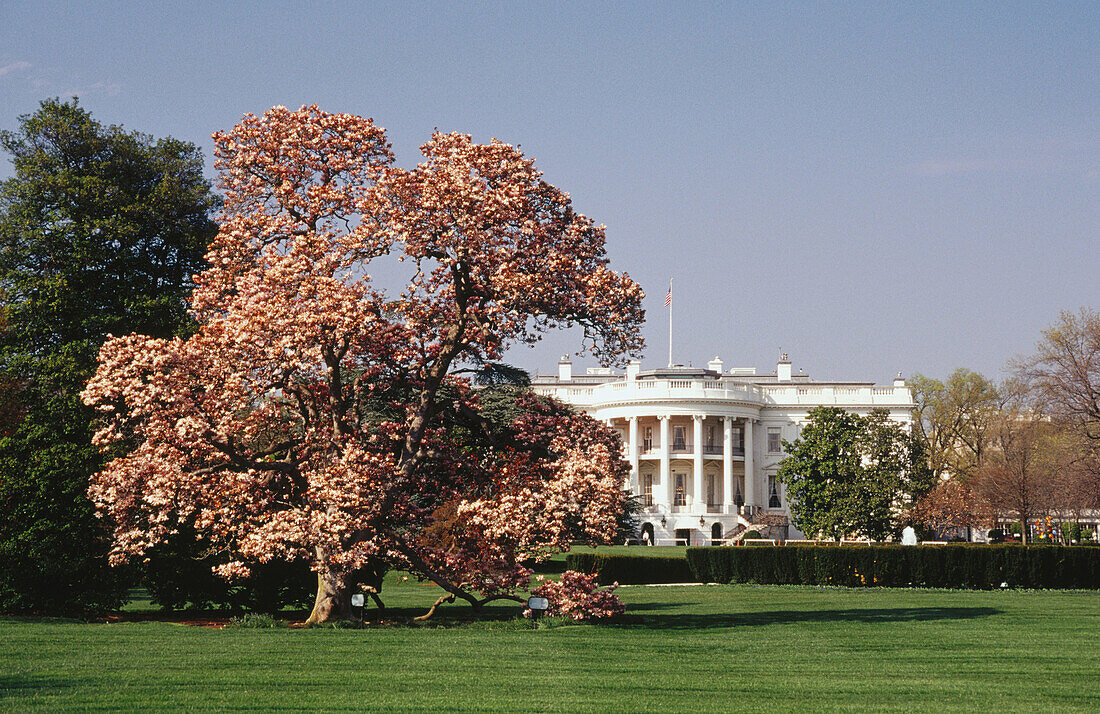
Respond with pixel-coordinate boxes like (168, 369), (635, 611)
(350, 592), (365, 621)
(527, 596), (549, 627)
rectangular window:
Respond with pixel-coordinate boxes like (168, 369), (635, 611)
(673, 426), (687, 452)
(732, 426), (743, 453)
(706, 425), (715, 448)
(767, 427), (782, 453)
(674, 473), (687, 506)
(768, 475), (782, 508)
(642, 473), (653, 506)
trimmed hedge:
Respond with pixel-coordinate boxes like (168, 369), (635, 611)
(686, 545), (1100, 589)
(564, 553), (695, 585)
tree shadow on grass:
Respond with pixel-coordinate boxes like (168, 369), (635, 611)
(352, 604), (524, 628)
(618, 602), (685, 612)
(612, 606), (1001, 630)
(0, 673), (74, 698)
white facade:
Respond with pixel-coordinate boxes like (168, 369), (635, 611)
(532, 355), (915, 545)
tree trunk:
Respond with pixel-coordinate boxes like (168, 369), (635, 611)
(305, 564), (355, 624)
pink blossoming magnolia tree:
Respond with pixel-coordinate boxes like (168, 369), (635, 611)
(81, 106), (645, 623)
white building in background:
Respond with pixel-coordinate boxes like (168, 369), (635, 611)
(532, 355), (915, 545)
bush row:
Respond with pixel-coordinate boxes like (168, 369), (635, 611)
(686, 545), (1100, 589)
(141, 539), (316, 612)
(564, 553), (694, 585)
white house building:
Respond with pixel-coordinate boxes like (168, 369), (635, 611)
(531, 355), (915, 545)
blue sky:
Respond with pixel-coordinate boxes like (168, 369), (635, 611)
(1, 1), (1097, 383)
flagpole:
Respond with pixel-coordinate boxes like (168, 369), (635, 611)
(667, 277), (673, 368)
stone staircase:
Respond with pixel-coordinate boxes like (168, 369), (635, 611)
(722, 509), (788, 542)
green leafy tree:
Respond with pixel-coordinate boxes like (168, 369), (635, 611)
(778, 407), (932, 541)
(0, 99), (217, 614)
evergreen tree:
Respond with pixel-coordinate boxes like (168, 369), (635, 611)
(0, 99), (217, 614)
(778, 407), (932, 541)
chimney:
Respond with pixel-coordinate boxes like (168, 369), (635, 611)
(777, 353), (792, 382)
(707, 356), (723, 374)
(893, 371), (906, 388)
(558, 356), (572, 382)
(626, 360), (641, 380)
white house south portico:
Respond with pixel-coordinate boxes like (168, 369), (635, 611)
(532, 355), (915, 544)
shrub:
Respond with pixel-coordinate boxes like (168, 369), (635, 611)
(565, 553), (695, 585)
(143, 548), (316, 612)
(686, 545), (1100, 589)
(742, 530), (762, 540)
(987, 529), (1005, 544)
(528, 570), (624, 621)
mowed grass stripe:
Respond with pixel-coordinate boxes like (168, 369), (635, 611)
(3, 583), (1099, 712)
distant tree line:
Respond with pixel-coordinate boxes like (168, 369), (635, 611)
(781, 312), (1100, 544)
(908, 312), (1100, 543)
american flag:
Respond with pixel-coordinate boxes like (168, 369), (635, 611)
(664, 287), (672, 307)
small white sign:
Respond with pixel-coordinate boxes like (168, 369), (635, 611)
(351, 593), (365, 607)
(527, 596), (549, 611)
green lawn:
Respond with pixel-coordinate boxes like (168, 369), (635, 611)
(3, 573), (1099, 712)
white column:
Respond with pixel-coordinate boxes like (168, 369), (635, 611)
(628, 416), (639, 496)
(692, 414), (704, 510)
(744, 418), (756, 508)
(659, 415), (671, 510)
(722, 416), (734, 513)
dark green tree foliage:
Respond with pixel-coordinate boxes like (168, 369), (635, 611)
(0, 99), (217, 614)
(778, 407), (933, 542)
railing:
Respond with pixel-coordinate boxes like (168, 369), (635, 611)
(639, 446), (743, 457)
(533, 378), (912, 408)
(639, 538), (959, 548)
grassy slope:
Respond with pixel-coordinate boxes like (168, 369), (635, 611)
(2, 571), (1099, 712)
